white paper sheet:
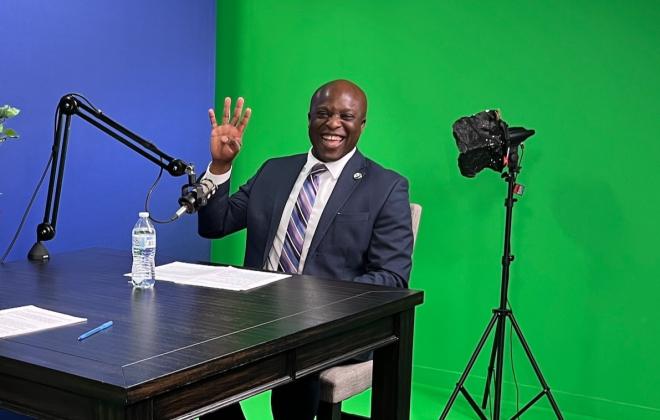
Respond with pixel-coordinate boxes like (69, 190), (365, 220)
(0, 305), (87, 338)
(151, 261), (289, 291)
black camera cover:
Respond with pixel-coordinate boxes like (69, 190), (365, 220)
(452, 110), (506, 177)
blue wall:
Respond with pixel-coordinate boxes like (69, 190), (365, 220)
(0, 0), (215, 263)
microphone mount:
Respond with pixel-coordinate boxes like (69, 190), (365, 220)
(28, 94), (193, 262)
(176, 177), (218, 219)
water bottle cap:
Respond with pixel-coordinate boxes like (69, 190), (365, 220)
(139, 212), (150, 218)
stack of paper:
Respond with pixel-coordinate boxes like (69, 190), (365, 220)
(152, 262), (289, 291)
(0, 305), (86, 339)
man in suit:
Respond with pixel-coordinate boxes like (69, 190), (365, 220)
(198, 79), (413, 419)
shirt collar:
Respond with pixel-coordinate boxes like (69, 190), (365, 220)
(305, 147), (357, 180)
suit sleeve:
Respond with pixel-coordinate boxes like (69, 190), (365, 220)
(353, 177), (414, 288)
(197, 164), (264, 239)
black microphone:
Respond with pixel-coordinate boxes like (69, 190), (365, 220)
(175, 178), (217, 218)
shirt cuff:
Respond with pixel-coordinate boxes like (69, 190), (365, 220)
(201, 162), (231, 185)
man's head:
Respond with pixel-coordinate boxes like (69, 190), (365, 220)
(308, 80), (367, 162)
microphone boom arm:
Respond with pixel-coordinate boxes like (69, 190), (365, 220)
(29, 94), (192, 261)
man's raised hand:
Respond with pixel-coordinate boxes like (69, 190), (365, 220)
(208, 97), (252, 174)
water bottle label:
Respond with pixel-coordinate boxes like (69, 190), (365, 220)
(145, 236), (155, 248)
(135, 235), (156, 248)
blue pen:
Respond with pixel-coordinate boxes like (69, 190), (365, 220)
(77, 321), (113, 341)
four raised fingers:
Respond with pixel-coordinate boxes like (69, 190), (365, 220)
(210, 96), (251, 140)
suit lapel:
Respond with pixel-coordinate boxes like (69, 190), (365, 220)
(307, 151), (367, 259)
(261, 154), (307, 266)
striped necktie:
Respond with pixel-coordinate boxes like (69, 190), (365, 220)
(278, 163), (327, 274)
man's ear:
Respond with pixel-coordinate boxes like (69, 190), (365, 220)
(361, 119), (367, 131)
(308, 112), (311, 125)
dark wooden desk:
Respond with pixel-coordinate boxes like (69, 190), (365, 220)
(0, 248), (423, 419)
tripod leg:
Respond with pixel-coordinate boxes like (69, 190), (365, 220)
(439, 313), (498, 420)
(480, 325), (500, 409)
(492, 313), (507, 420)
(508, 313), (563, 419)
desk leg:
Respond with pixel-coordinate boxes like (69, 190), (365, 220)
(372, 309), (415, 420)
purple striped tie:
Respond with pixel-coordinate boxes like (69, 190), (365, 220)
(278, 163), (327, 274)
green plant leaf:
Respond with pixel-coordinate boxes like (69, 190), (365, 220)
(0, 105), (21, 141)
(0, 105), (20, 119)
(4, 128), (18, 138)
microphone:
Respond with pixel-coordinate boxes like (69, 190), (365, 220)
(175, 178), (217, 218)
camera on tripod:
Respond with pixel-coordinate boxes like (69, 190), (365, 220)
(440, 110), (562, 420)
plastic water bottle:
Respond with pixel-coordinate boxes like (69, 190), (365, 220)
(131, 212), (156, 289)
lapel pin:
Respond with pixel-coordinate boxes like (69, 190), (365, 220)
(353, 172), (363, 180)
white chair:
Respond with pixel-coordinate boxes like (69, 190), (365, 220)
(317, 203), (422, 420)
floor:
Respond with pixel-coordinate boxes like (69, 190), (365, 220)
(238, 382), (603, 419)
(0, 382), (602, 419)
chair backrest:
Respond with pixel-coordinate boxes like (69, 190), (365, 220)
(410, 203), (422, 251)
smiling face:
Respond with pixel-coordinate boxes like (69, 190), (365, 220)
(308, 80), (367, 162)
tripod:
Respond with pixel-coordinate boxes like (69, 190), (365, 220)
(440, 145), (562, 419)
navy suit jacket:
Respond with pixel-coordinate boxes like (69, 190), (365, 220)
(198, 150), (413, 288)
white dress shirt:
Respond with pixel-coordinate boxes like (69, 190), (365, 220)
(202, 147), (356, 273)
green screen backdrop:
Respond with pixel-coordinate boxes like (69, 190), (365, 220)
(211, 1), (660, 418)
